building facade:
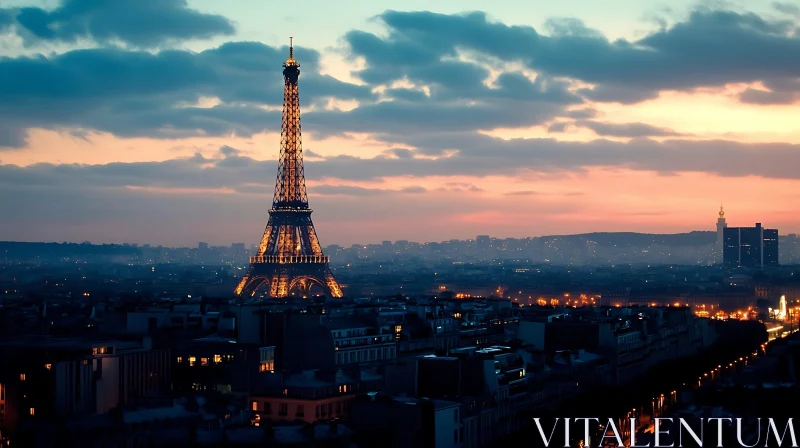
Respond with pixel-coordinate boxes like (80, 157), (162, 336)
(723, 223), (779, 269)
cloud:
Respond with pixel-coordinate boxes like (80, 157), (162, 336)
(579, 121), (686, 138)
(0, 42), (373, 147)
(3, 135), (800, 198)
(3, 0), (235, 48)
(304, 185), (428, 196)
(6, 5), (795, 152)
(385, 148), (415, 158)
(738, 78), (800, 105)
(349, 8), (800, 104)
(773, 2), (800, 17)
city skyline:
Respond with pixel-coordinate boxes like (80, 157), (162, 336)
(1, 0), (800, 246)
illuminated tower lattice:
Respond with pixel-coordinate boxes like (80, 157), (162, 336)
(234, 39), (343, 299)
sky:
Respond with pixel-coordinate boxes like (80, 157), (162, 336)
(1, 0), (799, 247)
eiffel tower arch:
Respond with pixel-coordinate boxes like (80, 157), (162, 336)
(234, 39), (343, 299)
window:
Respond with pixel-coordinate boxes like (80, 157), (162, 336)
(296, 405), (304, 417)
(214, 354), (222, 363)
(251, 401), (258, 411)
(282, 389), (288, 396)
(278, 403), (288, 416)
(19, 373), (26, 381)
(44, 364), (52, 370)
(200, 358), (209, 366)
(29, 408), (35, 416)
(264, 402), (272, 415)
(176, 357), (182, 363)
(189, 356), (196, 366)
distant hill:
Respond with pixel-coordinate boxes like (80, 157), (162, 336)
(540, 231), (716, 247)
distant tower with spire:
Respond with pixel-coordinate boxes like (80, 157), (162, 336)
(716, 204), (727, 262)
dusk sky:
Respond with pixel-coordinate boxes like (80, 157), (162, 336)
(1, 0), (799, 247)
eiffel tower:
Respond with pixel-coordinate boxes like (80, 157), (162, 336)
(234, 39), (343, 299)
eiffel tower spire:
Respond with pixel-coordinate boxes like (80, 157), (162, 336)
(234, 39), (343, 299)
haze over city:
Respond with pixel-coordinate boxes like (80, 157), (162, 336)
(2, 0), (800, 247)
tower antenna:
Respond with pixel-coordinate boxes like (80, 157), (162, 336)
(289, 36), (293, 59)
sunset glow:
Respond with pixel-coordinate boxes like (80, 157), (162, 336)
(1, 0), (799, 246)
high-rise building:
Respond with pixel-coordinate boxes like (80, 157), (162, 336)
(716, 205), (727, 263)
(723, 223), (779, 269)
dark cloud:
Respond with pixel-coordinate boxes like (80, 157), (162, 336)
(547, 122), (569, 133)
(562, 108), (598, 120)
(385, 88), (428, 102)
(349, 9), (800, 104)
(579, 121), (686, 138)
(385, 148), (415, 158)
(0, 124), (28, 148)
(3, 0), (235, 48)
(310, 136), (800, 181)
(738, 78), (800, 105)
(0, 42), (372, 147)
(3, 137), (800, 197)
(774, 2), (800, 17)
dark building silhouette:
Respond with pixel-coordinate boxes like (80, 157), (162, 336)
(723, 223), (779, 269)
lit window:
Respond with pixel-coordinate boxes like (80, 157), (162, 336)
(45, 364), (52, 370)
(29, 408), (35, 416)
(214, 354), (222, 363)
(251, 401), (258, 411)
(176, 357), (183, 363)
(189, 356), (196, 366)
(282, 389), (288, 396)
(20, 373), (26, 381)
(201, 358), (209, 366)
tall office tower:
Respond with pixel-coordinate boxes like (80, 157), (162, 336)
(716, 205), (727, 263)
(723, 222), (779, 269)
